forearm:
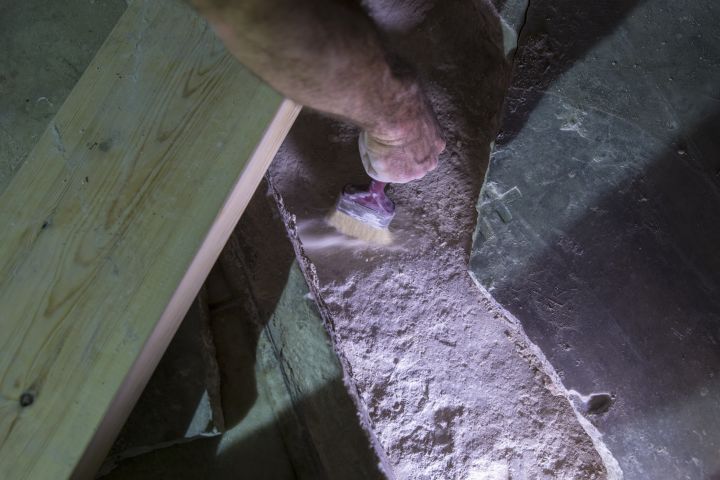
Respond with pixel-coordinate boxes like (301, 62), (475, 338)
(191, 0), (416, 136)
(190, 0), (444, 183)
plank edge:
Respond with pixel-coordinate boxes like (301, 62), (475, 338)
(71, 98), (300, 480)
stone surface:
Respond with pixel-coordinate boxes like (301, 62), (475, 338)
(260, 263), (388, 480)
(0, 0), (126, 194)
(265, 0), (608, 477)
(471, 0), (720, 478)
(492, 0), (530, 56)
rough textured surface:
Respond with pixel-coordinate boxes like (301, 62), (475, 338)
(471, 0), (720, 478)
(267, 0), (607, 478)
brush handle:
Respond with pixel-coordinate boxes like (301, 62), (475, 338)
(369, 180), (395, 214)
(369, 180), (387, 194)
(341, 180), (395, 215)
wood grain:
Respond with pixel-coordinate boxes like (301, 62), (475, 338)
(0, 1), (299, 478)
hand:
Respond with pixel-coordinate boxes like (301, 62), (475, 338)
(360, 85), (446, 183)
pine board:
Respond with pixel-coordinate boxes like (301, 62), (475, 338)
(0, 1), (299, 478)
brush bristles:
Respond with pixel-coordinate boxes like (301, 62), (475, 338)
(326, 209), (393, 245)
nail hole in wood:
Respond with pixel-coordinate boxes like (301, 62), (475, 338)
(19, 392), (34, 407)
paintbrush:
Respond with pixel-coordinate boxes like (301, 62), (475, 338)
(326, 180), (395, 244)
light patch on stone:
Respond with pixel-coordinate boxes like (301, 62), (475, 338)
(467, 459), (510, 480)
(184, 391), (217, 438)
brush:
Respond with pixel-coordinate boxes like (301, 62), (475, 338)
(326, 180), (395, 244)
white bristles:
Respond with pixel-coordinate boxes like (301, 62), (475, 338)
(326, 208), (393, 245)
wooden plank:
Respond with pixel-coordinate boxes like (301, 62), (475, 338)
(0, 1), (300, 478)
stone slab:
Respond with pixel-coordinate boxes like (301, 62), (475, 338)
(471, 0), (720, 478)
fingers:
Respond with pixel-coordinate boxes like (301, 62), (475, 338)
(361, 135), (444, 183)
(372, 150), (440, 183)
(435, 137), (447, 155)
(360, 100), (445, 183)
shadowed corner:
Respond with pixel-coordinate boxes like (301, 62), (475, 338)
(96, 376), (385, 480)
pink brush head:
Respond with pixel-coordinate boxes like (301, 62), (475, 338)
(335, 180), (395, 229)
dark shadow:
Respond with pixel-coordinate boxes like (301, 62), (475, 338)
(472, 105), (720, 478)
(106, 301), (220, 463)
(96, 378), (383, 480)
(101, 180), (298, 474)
(193, 178), (385, 479)
(497, 0), (647, 146)
(211, 377), (386, 480)
(206, 178), (298, 429)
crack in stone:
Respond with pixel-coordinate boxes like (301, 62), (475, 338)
(514, 0), (532, 63)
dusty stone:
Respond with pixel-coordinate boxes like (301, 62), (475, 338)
(471, 0), (720, 478)
(266, 0), (607, 478)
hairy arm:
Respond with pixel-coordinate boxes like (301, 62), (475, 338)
(190, 0), (445, 182)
